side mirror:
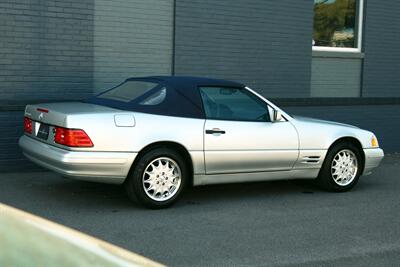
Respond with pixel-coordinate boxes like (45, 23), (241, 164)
(273, 110), (283, 122)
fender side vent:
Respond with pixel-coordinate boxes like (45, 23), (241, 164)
(302, 156), (321, 164)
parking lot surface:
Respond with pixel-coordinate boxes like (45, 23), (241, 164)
(0, 155), (399, 266)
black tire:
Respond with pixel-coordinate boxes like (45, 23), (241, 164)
(124, 148), (188, 209)
(316, 142), (363, 192)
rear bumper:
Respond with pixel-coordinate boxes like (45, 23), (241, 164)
(363, 148), (384, 175)
(19, 135), (137, 184)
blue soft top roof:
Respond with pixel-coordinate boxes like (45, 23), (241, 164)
(87, 76), (245, 119)
(126, 76), (245, 89)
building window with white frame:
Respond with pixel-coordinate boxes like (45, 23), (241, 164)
(313, 0), (363, 52)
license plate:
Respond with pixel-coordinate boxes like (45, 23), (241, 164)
(35, 122), (49, 140)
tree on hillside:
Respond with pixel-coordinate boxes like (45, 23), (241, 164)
(313, 0), (356, 47)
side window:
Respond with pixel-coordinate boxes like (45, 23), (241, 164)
(199, 87), (270, 122)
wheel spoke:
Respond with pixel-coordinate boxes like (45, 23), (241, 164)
(330, 149), (358, 186)
(147, 184), (156, 193)
(142, 157), (182, 202)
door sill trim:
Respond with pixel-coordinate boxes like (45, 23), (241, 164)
(193, 169), (319, 186)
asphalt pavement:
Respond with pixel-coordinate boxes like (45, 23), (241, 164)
(0, 155), (400, 266)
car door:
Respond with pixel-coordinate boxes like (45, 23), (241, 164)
(200, 86), (299, 174)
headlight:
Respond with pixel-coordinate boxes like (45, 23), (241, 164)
(371, 136), (379, 148)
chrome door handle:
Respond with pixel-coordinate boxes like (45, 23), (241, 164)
(205, 128), (226, 134)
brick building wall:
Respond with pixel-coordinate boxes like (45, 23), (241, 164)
(362, 1), (400, 97)
(174, 0), (313, 98)
(0, 0), (174, 171)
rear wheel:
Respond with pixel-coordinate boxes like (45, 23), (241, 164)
(317, 142), (362, 192)
(124, 148), (187, 209)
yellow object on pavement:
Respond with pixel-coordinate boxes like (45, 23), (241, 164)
(0, 203), (164, 267)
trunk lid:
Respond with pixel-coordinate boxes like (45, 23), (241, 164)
(25, 102), (118, 127)
(23, 102), (122, 149)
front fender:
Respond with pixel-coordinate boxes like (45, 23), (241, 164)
(291, 117), (375, 150)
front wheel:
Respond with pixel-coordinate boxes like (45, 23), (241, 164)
(124, 148), (187, 209)
(317, 142), (363, 192)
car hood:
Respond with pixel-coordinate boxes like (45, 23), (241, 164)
(293, 116), (359, 129)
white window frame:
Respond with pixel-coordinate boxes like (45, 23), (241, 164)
(312, 0), (364, 53)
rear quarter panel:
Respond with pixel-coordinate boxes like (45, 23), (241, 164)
(70, 112), (206, 175)
(65, 112), (205, 153)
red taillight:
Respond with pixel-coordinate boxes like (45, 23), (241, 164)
(24, 117), (32, 134)
(54, 127), (93, 147)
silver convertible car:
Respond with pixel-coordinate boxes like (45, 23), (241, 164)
(19, 76), (384, 208)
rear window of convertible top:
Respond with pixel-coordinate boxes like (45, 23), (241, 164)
(97, 81), (166, 106)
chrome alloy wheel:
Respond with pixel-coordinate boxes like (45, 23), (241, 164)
(331, 149), (358, 186)
(142, 157), (182, 202)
